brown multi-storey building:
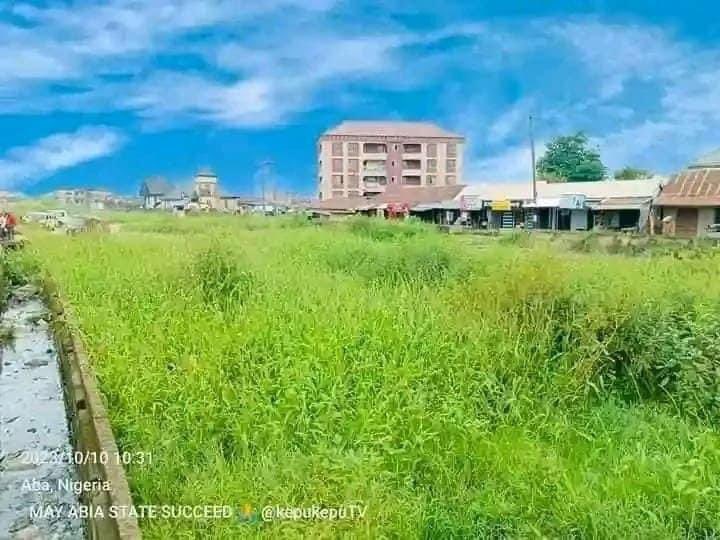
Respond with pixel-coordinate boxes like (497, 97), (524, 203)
(317, 121), (465, 200)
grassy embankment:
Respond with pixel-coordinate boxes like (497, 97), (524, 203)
(22, 213), (720, 538)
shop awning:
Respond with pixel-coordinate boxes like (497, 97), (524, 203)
(592, 196), (652, 210)
(524, 197), (563, 208)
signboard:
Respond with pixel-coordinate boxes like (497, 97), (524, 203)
(558, 194), (586, 210)
(490, 199), (512, 211)
(460, 195), (483, 210)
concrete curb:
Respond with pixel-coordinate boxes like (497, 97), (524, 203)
(42, 278), (142, 540)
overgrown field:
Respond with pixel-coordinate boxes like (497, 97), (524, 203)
(21, 214), (720, 538)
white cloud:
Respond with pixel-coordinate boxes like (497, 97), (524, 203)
(466, 143), (545, 182)
(487, 99), (534, 145)
(0, 127), (125, 188)
(548, 19), (686, 99)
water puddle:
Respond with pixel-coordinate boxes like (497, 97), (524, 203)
(0, 284), (84, 539)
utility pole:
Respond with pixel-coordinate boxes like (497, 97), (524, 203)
(258, 160), (274, 213)
(529, 114), (537, 203)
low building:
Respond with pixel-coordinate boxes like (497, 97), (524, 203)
(53, 188), (112, 208)
(653, 150), (720, 237)
(139, 177), (174, 209)
(309, 185), (465, 222)
(445, 178), (663, 231)
(456, 182), (534, 229)
(529, 179), (663, 232)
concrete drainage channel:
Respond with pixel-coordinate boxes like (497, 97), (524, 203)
(0, 278), (141, 540)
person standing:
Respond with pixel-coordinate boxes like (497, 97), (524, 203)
(0, 212), (6, 240)
(5, 211), (17, 240)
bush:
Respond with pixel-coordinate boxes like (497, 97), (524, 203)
(190, 247), (255, 310)
(346, 216), (432, 241)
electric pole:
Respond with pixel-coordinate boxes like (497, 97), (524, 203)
(258, 160), (274, 213)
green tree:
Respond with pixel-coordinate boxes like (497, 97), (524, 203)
(536, 132), (606, 182)
(614, 166), (652, 180)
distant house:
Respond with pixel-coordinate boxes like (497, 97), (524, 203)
(53, 188), (112, 208)
(193, 168), (220, 209)
(139, 177), (175, 209)
(654, 150), (720, 237)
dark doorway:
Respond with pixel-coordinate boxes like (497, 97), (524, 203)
(557, 209), (571, 231)
(619, 209), (640, 229)
(676, 208), (698, 237)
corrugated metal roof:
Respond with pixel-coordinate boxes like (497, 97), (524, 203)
(374, 184), (464, 205)
(592, 196), (652, 210)
(324, 121), (463, 139)
(536, 179), (662, 200)
(142, 176), (174, 195)
(309, 185), (465, 212)
(654, 168), (720, 206)
(458, 182), (534, 201)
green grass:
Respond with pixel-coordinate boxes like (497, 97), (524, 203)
(21, 213), (720, 538)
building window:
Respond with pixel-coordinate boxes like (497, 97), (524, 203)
(319, 191), (323, 200)
(332, 158), (343, 173)
(715, 207), (720, 224)
(348, 142), (359, 156)
(446, 175), (456, 185)
(348, 159), (359, 173)
(446, 159), (456, 173)
(403, 143), (422, 153)
(364, 143), (387, 153)
(332, 142), (343, 156)
(393, 144), (399, 151)
(427, 143), (437, 157)
(447, 142), (457, 158)
(332, 190), (345, 197)
(426, 175), (435, 185)
(402, 159), (421, 170)
(347, 174), (359, 188)
(332, 174), (344, 187)
(427, 159), (437, 172)
(391, 176), (396, 184)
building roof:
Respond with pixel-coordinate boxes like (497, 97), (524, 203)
(373, 184), (464, 205)
(536, 179), (663, 200)
(689, 148), (720, 169)
(591, 196), (653, 210)
(142, 176), (174, 196)
(458, 182), (534, 201)
(309, 185), (465, 212)
(654, 168), (720, 207)
(323, 121), (463, 139)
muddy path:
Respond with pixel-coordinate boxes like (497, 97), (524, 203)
(0, 284), (84, 540)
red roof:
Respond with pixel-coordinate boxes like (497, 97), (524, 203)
(309, 185), (465, 212)
(323, 121), (463, 139)
(654, 168), (720, 207)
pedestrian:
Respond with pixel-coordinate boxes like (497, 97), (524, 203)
(5, 211), (17, 240)
(0, 212), (6, 240)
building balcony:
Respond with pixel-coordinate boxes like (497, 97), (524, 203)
(363, 143), (387, 154)
(363, 176), (387, 192)
(402, 143), (422, 154)
(402, 160), (422, 171)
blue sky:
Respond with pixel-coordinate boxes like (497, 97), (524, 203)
(1, 1), (719, 196)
